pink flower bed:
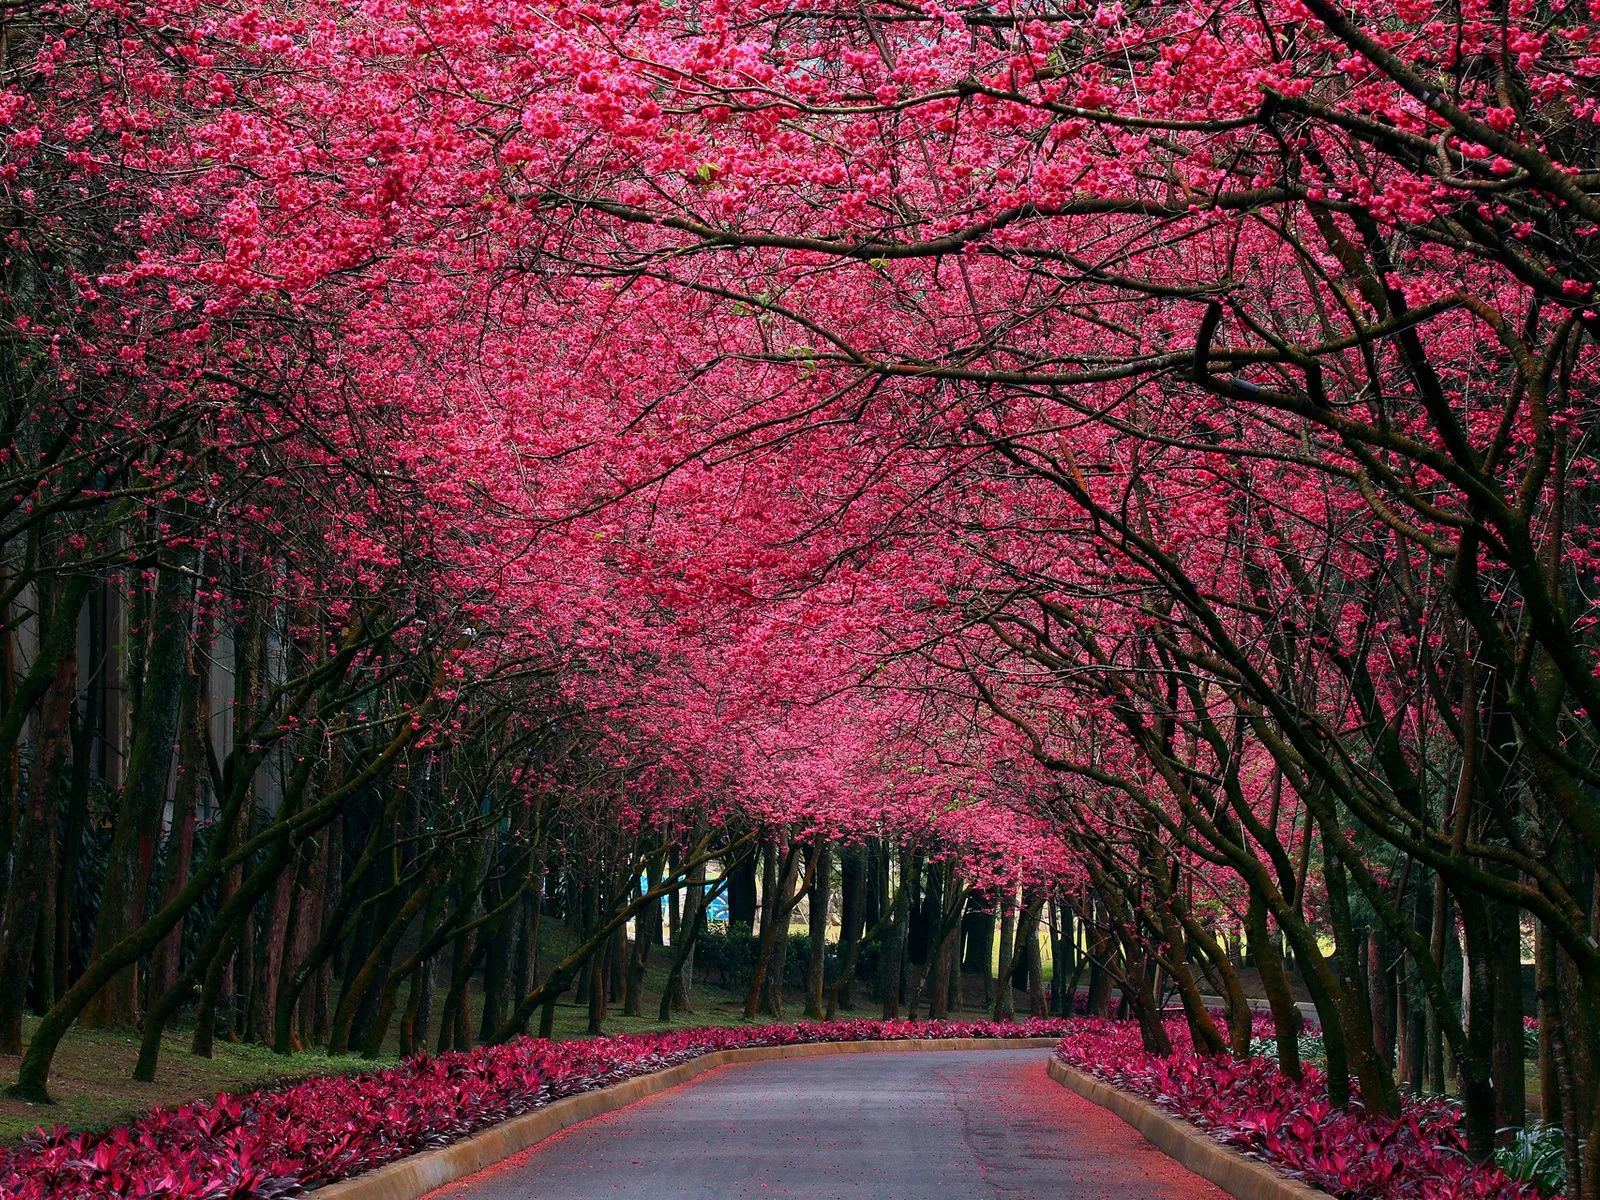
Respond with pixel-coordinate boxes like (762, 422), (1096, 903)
(0, 1018), (1072, 1198)
(1055, 1020), (1538, 1200)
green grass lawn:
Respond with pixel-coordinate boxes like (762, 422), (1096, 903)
(0, 935), (785, 1145)
(0, 1019), (377, 1144)
(0, 918), (1029, 1145)
(0, 998), (784, 1144)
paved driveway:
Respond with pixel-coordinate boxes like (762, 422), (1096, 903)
(428, 1048), (1227, 1199)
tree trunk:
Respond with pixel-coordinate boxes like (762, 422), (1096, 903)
(254, 857), (296, 1047)
(992, 892), (1016, 1021)
(53, 670), (95, 1005)
(1488, 899), (1526, 1131)
(136, 834), (293, 1081)
(1086, 907), (1115, 1018)
(1025, 902), (1047, 1017)
(878, 851), (910, 1019)
(285, 831), (329, 1049)
(479, 874), (515, 1039)
(587, 937), (608, 1035)
(328, 873), (434, 1055)
(804, 840), (831, 1020)
(746, 844), (801, 1020)
(928, 903), (961, 1019)
(1322, 840), (1402, 1116)
(0, 577), (82, 1051)
(1367, 930), (1395, 1068)
(728, 854), (758, 930)
(1248, 891), (1303, 1079)
(836, 845), (864, 1010)
(147, 615), (208, 1009)
(82, 555), (193, 1028)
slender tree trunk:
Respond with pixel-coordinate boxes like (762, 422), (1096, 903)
(624, 874), (650, 1017)
(53, 670), (95, 1004)
(0, 577), (82, 1051)
(82, 554), (194, 1028)
(728, 854), (758, 930)
(1248, 890), (1303, 1079)
(328, 873), (434, 1055)
(136, 835), (294, 1080)
(1085, 905), (1114, 1018)
(1366, 931), (1395, 1069)
(253, 857), (295, 1047)
(929, 908), (961, 1019)
(510, 860), (544, 1024)
(148, 614), (208, 1009)
(659, 877), (708, 1022)
(947, 921), (964, 1014)
(479, 872), (514, 1039)
(1125, 946), (1174, 1055)
(1488, 898), (1526, 1131)
(1163, 916), (1227, 1053)
(1455, 890), (1501, 1159)
(1025, 901), (1047, 1017)
(879, 850), (910, 1019)
(836, 845), (864, 1011)
(285, 831), (329, 1050)
(1322, 840), (1402, 1116)
(666, 854), (704, 1016)
(749, 844), (803, 1019)
(587, 937), (608, 1034)
(803, 841), (831, 1020)
(992, 891), (1016, 1021)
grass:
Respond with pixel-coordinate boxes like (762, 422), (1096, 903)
(0, 917), (1034, 1146)
(0, 1019), (377, 1144)
(0, 930), (792, 1145)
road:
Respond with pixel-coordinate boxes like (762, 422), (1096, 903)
(427, 1048), (1227, 1199)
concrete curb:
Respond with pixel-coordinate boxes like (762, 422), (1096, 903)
(1046, 1057), (1329, 1200)
(309, 1036), (1063, 1200)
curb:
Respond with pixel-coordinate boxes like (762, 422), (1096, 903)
(1046, 1057), (1329, 1200)
(309, 1036), (1062, 1200)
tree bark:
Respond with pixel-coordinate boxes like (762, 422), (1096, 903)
(992, 891), (1016, 1021)
(0, 576), (83, 1051)
(82, 553), (194, 1028)
(836, 844), (864, 1011)
(804, 840), (831, 1020)
(878, 850), (910, 1019)
(1248, 889), (1303, 1080)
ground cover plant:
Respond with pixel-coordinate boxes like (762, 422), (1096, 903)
(1059, 1022), (1542, 1200)
(0, 1020), (1073, 1199)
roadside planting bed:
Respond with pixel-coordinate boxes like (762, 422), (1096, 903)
(0, 1018), (1070, 1198)
(1057, 1020), (1542, 1200)
(1, 1015), (1551, 1199)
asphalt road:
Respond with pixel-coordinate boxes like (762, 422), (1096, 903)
(427, 1048), (1227, 1199)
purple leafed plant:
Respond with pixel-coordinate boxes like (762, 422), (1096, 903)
(1055, 1020), (1542, 1200)
(0, 1019), (1071, 1199)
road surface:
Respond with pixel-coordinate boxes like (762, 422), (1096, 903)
(427, 1047), (1227, 1199)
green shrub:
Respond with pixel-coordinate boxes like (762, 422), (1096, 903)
(1248, 1033), (1327, 1062)
(694, 928), (864, 993)
(1494, 1122), (1572, 1195)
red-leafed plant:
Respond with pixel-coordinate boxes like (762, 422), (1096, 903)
(1056, 1022), (1542, 1200)
(0, 1020), (1072, 1199)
